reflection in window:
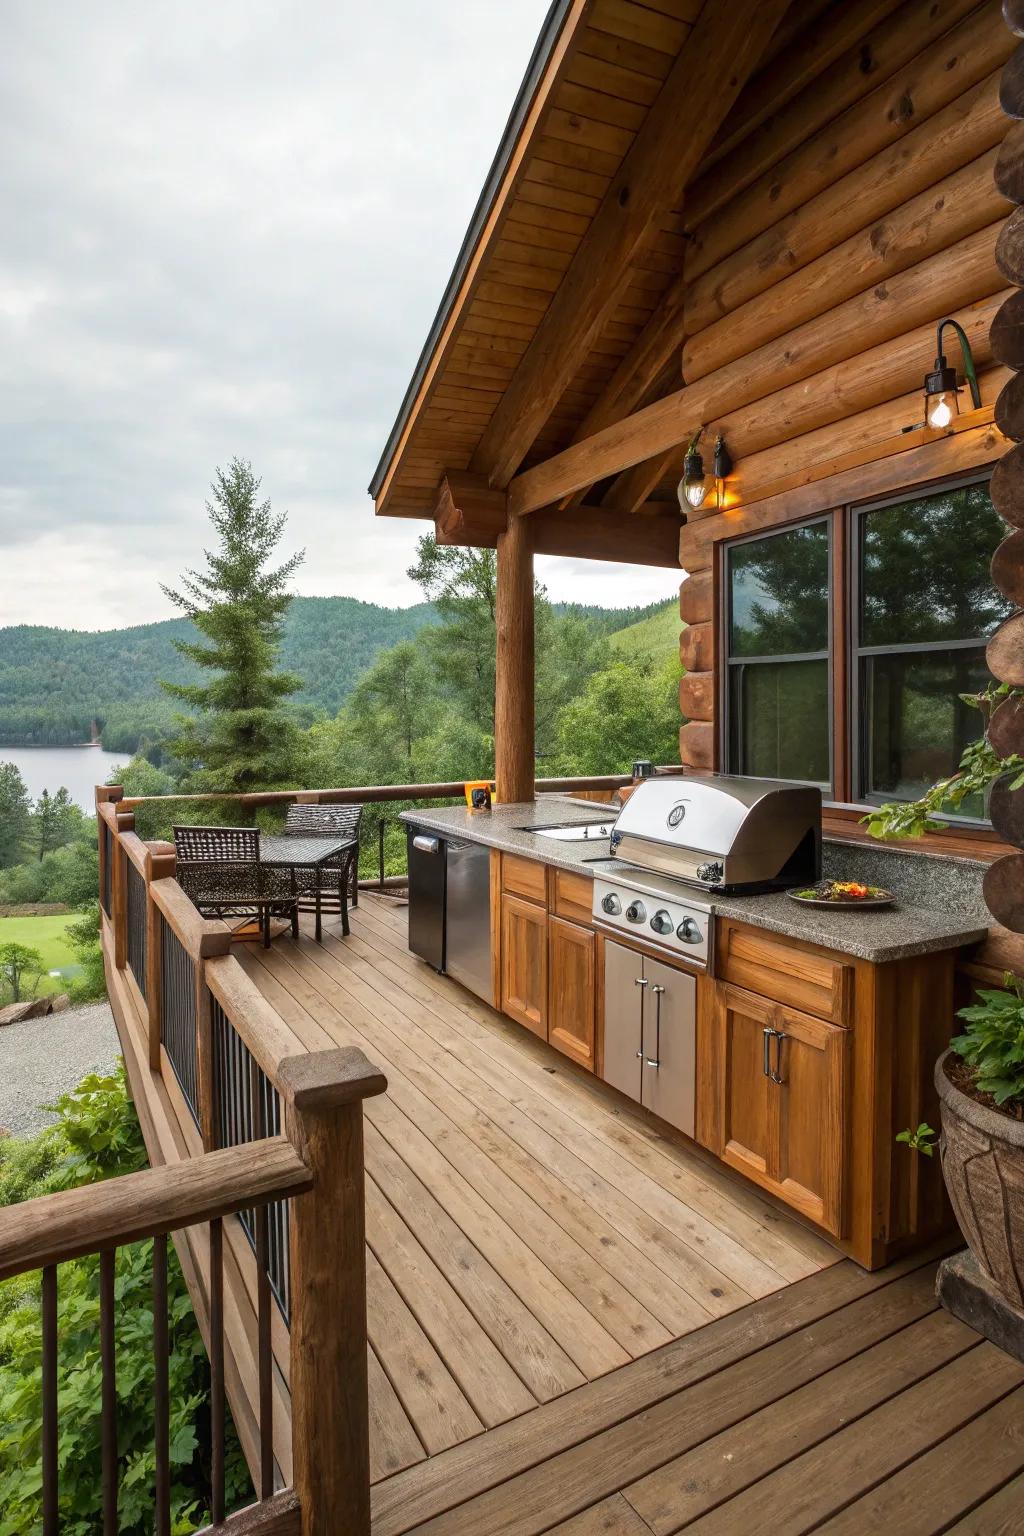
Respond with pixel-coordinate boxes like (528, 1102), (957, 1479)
(726, 520), (830, 787)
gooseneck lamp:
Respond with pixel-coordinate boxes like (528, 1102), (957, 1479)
(924, 318), (982, 430)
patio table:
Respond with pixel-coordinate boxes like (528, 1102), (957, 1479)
(259, 834), (358, 942)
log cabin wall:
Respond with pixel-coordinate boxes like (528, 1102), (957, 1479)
(674, 0), (1016, 786)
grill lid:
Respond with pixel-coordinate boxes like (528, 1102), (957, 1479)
(609, 775), (821, 891)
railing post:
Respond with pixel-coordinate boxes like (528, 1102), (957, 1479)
(110, 806), (135, 972)
(145, 846), (176, 1072)
(278, 1049), (386, 1536)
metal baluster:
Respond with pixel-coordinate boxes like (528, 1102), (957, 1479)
(252, 1058), (274, 1498)
(100, 1248), (118, 1535)
(153, 1234), (170, 1536)
(41, 1264), (58, 1536)
(209, 1218), (225, 1524)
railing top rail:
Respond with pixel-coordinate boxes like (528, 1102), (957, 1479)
(151, 876), (233, 960)
(111, 767), (684, 812)
(204, 954), (309, 1085)
(119, 827), (151, 877)
(0, 1139), (312, 1283)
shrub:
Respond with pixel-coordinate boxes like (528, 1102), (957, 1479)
(953, 973), (1024, 1109)
(0, 1065), (251, 1534)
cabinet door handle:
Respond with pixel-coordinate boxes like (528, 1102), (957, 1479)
(769, 1029), (785, 1085)
(762, 1025), (773, 1078)
(646, 985), (663, 1068)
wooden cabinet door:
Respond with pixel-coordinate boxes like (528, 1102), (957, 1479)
(714, 984), (849, 1238)
(548, 917), (596, 1071)
(500, 893), (548, 1038)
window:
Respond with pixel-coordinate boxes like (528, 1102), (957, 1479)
(726, 519), (831, 787)
(722, 475), (1011, 820)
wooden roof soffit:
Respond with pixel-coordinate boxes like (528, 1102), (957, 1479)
(469, 0), (793, 492)
(433, 471), (679, 569)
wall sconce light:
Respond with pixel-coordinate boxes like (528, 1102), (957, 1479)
(677, 428), (732, 519)
(923, 318), (982, 430)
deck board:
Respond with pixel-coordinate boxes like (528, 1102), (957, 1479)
(240, 897), (837, 1485)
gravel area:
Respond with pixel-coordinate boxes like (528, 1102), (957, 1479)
(0, 1001), (119, 1137)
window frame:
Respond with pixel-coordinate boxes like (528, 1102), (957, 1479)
(718, 468), (1000, 823)
(722, 512), (835, 793)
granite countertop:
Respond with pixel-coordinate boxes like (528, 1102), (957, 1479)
(400, 799), (990, 964)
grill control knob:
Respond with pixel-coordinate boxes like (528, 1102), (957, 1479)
(696, 860), (724, 885)
(677, 917), (702, 944)
(625, 900), (647, 924)
(601, 893), (622, 916)
(650, 909), (674, 936)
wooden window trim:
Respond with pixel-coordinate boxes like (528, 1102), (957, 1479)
(717, 468), (1008, 862)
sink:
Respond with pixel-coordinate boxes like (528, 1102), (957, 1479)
(519, 822), (614, 843)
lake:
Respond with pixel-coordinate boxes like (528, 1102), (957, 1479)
(0, 746), (128, 811)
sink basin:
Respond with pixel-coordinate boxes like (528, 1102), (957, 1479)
(519, 822), (614, 842)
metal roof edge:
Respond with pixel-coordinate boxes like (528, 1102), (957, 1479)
(367, 0), (576, 502)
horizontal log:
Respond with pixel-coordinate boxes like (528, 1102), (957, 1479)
(989, 771), (1024, 847)
(684, 154), (1008, 382)
(996, 204), (1024, 284)
(1001, 41), (1024, 118)
(151, 878), (233, 959)
(1007, 1), (1024, 39)
(0, 1139), (313, 1282)
(987, 611), (1024, 684)
(509, 292), (1005, 514)
(989, 439), (1024, 525)
(991, 289), (1024, 368)
(679, 720), (715, 770)
(434, 471), (506, 546)
(995, 119), (1024, 202)
(989, 690), (1024, 757)
(679, 569), (712, 624)
(679, 671), (715, 722)
(992, 529), (1024, 606)
(685, 0), (981, 231)
(680, 623), (715, 673)
(686, 72), (1009, 343)
(685, 1), (1011, 281)
(983, 852), (1024, 931)
(996, 368), (1024, 441)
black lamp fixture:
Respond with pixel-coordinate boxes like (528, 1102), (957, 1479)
(923, 318), (982, 430)
(677, 428), (732, 516)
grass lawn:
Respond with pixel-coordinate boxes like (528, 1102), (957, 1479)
(0, 913), (81, 996)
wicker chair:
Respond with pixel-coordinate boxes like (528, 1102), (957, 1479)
(283, 804), (362, 935)
(173, 826), (297, 948)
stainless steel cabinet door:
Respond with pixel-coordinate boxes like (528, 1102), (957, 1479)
(602, 939), (644, 1103)
(640, 955), (696, 1137)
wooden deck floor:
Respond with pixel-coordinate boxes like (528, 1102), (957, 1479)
(238, 896), (839, 1488)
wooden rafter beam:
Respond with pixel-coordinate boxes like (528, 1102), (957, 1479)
(469, 0), (791, 491)
(433, 472), (680, 568)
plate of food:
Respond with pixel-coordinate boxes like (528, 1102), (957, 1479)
(787, 879), (895, 909)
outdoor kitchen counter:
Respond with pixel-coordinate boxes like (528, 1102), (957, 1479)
(400, 800), (990, 964)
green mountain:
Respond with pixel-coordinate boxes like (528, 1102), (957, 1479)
(607, 600), (682, 664)
(0, 596), (437, 752)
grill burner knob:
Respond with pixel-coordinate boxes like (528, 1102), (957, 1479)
(696, 860), (724, 885)
(650, 909), (674, 935)
(625, 900), (647, 924)
(677, 917), (702, 944)
(601, 893), (622, 916)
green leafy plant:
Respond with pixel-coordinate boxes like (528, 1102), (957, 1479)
(863, 683), (1024, 840)
(896, 1122), (938, 1157)
(952, 972), (1024, 1108)
(0, 1064), (251, 1534)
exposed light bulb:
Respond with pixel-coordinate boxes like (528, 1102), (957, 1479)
(685, 478), (707, 509)
(927, 394), (954, 429)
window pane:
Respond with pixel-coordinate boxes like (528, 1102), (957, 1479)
(728, 660), (830, 785)
(862, 648), (992, 815)
(860, 481), (1011, 647)
(729, 522), (830, 657)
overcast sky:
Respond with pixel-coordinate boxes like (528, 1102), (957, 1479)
(0, 2), (680, 632)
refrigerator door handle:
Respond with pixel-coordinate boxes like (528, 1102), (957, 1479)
(412, 834), (440, 854)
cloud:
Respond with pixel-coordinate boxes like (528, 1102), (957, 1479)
(0, 2), (679, 629)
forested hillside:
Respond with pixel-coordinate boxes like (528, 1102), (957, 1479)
(0, 593), (675, 753)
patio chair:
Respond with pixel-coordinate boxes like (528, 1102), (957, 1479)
(283, 804), (362, 931)
(173, 825), (297, 948)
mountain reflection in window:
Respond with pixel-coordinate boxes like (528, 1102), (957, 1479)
(730, 522), (830, 657)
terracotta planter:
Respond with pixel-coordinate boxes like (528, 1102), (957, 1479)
(936, 1050), (1024, 1310)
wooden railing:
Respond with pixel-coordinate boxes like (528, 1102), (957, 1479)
(93, 787), (388, 1535)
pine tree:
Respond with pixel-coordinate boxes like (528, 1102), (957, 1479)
(34, 786), (81, 860)
(160, 459), (305, 792)
(0, 762), (31, 868)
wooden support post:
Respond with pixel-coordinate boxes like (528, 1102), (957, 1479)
(279, 1049), (386, 1536)
(495, 512), (535, 805)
